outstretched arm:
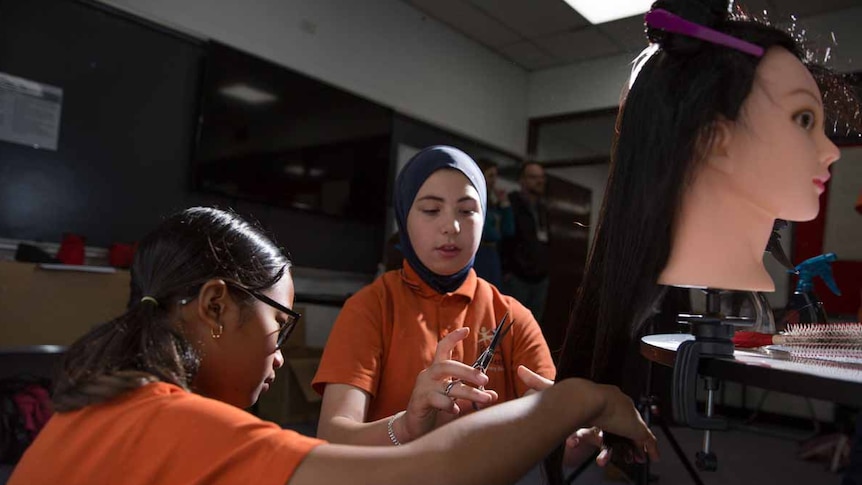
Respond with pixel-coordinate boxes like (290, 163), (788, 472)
(291, 377), (658, 485)
(518, 365), (618, 468)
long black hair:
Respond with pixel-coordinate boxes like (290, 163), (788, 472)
(52, 207), (289, 412)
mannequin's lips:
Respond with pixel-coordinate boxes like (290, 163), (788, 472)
(813, 175), (830, 193)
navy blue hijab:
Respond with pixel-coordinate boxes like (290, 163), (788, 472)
(395, 146), (487, 294)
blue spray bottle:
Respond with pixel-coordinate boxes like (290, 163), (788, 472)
(785, 253), (841, 325)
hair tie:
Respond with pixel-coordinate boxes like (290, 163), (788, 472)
(140, 296), (159, 306)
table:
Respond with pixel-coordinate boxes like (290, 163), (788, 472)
(641, 334), (862, 408)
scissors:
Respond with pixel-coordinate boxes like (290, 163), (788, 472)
(472, 311), (514, 374)
(446, 311), (514, 410)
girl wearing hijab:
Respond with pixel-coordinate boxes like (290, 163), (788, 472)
(312, 145), (556, 446)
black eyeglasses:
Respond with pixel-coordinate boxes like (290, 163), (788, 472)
(225, 282), (302, 350)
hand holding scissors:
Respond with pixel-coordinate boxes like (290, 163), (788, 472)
(444, 312), (514, 411)
(401, 327), (497, 442)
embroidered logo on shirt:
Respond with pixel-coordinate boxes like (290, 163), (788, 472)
(478, 326), (494, 347)
(477, 326), (504, 374)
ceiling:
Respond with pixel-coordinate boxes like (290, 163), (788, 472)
(403, 0), (862, 71)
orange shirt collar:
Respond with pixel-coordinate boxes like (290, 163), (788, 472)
(400, 260), (476, 301)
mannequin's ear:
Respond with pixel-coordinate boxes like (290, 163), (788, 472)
(196, 279), (231, 328)
(702, 118), (736, 174)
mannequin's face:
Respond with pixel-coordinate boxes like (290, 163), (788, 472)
(721, 47), (840, 221)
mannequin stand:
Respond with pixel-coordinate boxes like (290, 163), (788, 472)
(672, 288), (749, 473)
(639, 359), (706, 485)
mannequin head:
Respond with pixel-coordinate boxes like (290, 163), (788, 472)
(557, 0), (855, 385)
(656, 45), (841, 290)
(544, 3), (858, 482)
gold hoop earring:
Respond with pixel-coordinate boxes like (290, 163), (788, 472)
(211, 323), (224, 340)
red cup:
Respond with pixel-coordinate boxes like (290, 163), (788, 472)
(108, 242), (136, 268)
(56, 234), (85, 265)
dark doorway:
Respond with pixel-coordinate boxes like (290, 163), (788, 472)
(543, 176), (591, 358)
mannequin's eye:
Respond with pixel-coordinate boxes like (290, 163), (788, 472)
(794, 111), (815, 130)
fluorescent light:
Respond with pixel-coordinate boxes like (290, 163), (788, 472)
(218, 83), (278, 104)
(563, 0), (653, 24)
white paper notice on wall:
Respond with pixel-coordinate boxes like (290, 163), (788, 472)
(0, 71), (63, 151)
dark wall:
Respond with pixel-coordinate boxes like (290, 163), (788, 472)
(0, 0), (383, 274)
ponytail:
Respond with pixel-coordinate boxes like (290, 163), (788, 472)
(53, 298), (199, 412)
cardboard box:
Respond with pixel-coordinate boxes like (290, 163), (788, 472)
(0, 262), (130, 346)
(256, 347), (324, 426)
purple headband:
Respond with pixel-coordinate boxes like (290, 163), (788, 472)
(645, 9), (765, 58)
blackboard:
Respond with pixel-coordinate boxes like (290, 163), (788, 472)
(0, 0), (204, 246)
(0, 0), (385, 274)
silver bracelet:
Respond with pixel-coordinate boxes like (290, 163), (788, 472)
(387, 412), (403, 446)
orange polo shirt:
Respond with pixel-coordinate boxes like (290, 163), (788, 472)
(8, 382), (324, 485)
(312, 262), (555, 421)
